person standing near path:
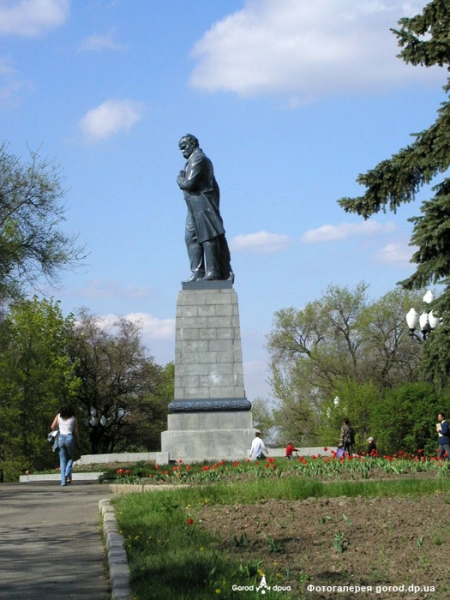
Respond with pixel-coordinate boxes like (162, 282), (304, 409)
(51, 403), (80, 486)
(436, 412), (450, 460)
(339, 418), (355, 457)
(249, 431), (268, 461)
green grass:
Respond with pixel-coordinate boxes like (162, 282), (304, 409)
(112, 475), (450, 600)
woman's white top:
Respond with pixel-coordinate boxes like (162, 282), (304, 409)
(58, 415), (75, 435)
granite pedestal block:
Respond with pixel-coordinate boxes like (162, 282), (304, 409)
(161, 284), (255, 462)
(161, 411), (254, 462)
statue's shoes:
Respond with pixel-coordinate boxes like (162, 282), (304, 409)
(183, 272), (205, 283)
(203, 272), (220, 281)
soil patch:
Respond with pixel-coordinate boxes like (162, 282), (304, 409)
(194, 492), (450, 599)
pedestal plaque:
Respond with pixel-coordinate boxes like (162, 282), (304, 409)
(160, 282), (255, 462)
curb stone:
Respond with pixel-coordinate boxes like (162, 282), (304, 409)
(20, 472), (104, 482)
(100, 484), (185, 599)
(108, 483), (182, 494)
(99, 498), (131, 600)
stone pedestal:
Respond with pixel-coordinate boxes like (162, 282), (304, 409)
(161, 411), (254, 462)
(160, 282), (255, 462)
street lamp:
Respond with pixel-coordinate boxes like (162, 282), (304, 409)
(86, 407), (108, 428)
(406, 290), (440, 341)
(89, 407), (98, 427)
(85, 408), (108, 455)
(326, 396), (340, 419)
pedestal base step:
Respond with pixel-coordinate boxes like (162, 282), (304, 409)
(161, 428), (255, 462)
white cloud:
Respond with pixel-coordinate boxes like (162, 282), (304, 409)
(79, 99), (143, 142)
(301, 220), (396, 243)
(79, 30), (124, 52)
(123, 312), (175, 341)
(97, 312), (175, 365)
(0, 0), (70, 37)
(230, 231), (291, 253)
(0, 57), (33, 107)
(372, 242), (416, 267)
(190, 0), (440, 101)
(0, 79), (29, 107)
(79, 279), (155, 301)
(95, 312), (174, 341)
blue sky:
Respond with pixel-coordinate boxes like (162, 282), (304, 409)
(0, 0), (447, 401)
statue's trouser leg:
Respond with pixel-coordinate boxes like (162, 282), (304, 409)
(217, 234), (233, 279)
(185, 219), (205, 279)
(187, 241), (205, 277)
(203, 238), (221, 279)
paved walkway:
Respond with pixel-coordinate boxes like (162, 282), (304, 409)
(0, 482), (113, 600)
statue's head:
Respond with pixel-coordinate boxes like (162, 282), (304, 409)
(179, 134), (199, 159)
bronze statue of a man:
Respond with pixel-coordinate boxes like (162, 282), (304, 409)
(177, 134), (233, 282)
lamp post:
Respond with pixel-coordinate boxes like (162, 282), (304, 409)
(406, 290), (440, 341)
(89, 407), (98, 427)
(86, 407), (108, 427)
(326, 396), (340, 419)
(85, 407), (108, 454)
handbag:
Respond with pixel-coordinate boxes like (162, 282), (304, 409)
(336, 447), (345, 458)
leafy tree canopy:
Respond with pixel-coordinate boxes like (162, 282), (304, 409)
(265, 283), (428, 448)
(0, 297), (79, 479)
(0, 144), (85, 301)
(371, 381), (450, 456)
(69, 308), (171, 454)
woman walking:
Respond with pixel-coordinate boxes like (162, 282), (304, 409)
(51, 403), (80, 486)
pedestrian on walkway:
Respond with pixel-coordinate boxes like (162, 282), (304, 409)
(51, 404), (80, 486)
(339, 418), (355, 457)
(436, 412), (450, 461)
(249, 431), (268, 461)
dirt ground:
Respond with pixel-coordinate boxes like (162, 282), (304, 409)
(193, 491), (450, 599)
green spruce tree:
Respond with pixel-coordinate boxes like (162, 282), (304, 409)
(338, 0), (450, 387)
(338, 0), (450, 312)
